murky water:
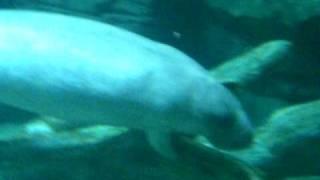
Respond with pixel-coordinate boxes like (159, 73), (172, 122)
(0, 1), (319, 179)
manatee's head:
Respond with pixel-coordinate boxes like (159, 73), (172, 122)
(195, 81), (253, 149)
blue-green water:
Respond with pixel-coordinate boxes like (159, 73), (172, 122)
(0, 1), (319, 179)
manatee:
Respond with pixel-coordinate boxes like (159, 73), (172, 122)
(0, 10), (252, 158)
(0, 40), (291, 151)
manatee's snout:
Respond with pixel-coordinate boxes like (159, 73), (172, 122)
(210, 123), (253, 149)
(204, 108), (254, 150)
(225, 123), (253, 149)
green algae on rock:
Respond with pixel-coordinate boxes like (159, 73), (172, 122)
(228, 100), (320, 179)
(206, 0), (320, 26)
(184, 99), (320, 179)
(211, 40), (292, 88)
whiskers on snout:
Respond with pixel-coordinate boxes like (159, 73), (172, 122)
(203, 109), (254, 150)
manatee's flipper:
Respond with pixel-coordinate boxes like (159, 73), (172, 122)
(146, 130), (177, 159)
(25, 120), (128, 149)
(38, 116), (93, 131)
(211, 40), (292, 88)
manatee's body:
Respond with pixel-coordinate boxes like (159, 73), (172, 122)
(0, 10), (252, 157)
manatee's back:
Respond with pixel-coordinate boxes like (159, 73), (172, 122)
(0, 10), (209, 127)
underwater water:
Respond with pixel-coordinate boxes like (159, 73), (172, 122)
(0, 0), (319, 180)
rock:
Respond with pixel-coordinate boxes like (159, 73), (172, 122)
(286, 177), (320, 180)
(211, 40), (292, 88)
(206, 0), (320, 26)
(185, 99), (320, 179)
(8, 0), (106, 13)
(212, 39), (320, 103)
(254, 100), (320, 178)
(224, 100), (320, 179)
(2, 0), (174, 42)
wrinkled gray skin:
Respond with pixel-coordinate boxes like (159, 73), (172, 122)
(0, 10), (252, 157)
